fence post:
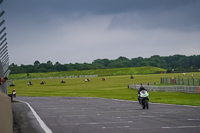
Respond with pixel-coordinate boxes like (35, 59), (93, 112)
(175, 77), (176, 84)
(193, 78), (194, 86)
(199, 86), (200, 94)
(178, 76), (180, 85)
(199, 79), (200, 86)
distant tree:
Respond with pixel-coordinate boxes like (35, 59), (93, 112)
(148, 55), (167, 68)
(38, 63), (54, 72)
(108, 56), (131, 68)
(193, 55), (200, 69)
(130, 57), (144, 67)
(34, 60), (40, 66)
(26, 65), (37, 73)
(9, 63), (22, 74)
(19, 64), (28, 73)
(82, 63), (93, 70)
(55, 62), (67, 71)
(178, 56), (190, 69)
(92, 58), (110, 69)
(117, 56), (130, 61)
(8, 54), (200, 74)
(65, 63), (76, 71)
(47, 60), (53, 65)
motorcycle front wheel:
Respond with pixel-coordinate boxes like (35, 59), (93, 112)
(145, 99), (149, 109)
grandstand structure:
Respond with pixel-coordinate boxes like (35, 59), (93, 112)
(0, 0), (10, 93)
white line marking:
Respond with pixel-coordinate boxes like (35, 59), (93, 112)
(102, 126), (130, 129)
(19, 100), (52, 133)
(50, 121), (133, 126)
(162, 125), (200, 129)
(117, 117), (129, 119)
(139, 115), (156, 118)
(187, 119), (200, 121)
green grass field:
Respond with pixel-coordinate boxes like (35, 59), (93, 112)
(7, 72), (200, 106)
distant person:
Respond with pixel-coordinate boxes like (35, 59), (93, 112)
(41, 80), (46, 85)
(0, 77), (8, 85)
(102, 78), (105, 81)
(61, 80), (66, 83)
(27, 81), (33, 85)
(130, 75), (134, 79)
(85, 78), (90, 82)
(12, 89), (16, 97)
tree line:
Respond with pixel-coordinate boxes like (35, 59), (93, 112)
(9, 54), (200, 74)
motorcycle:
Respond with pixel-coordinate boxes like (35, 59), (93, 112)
(139, 90), (149, 109)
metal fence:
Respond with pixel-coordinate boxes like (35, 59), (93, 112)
(161, 77), (200, 86)
(128, 84), (200, 94)
(0, 1), (9, 93)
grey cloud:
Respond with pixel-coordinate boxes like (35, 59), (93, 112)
(5, 0), (200, 32)
(107, 0), (200, 32)
(5, 0), (198, 14)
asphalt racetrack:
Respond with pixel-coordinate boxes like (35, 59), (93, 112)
(13, 96), (200, 133)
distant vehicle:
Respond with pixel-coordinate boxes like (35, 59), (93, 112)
(139, 90), (149, 109)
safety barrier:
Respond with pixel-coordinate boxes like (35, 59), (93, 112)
(161, 77), (200, 86)
(8, 74), (98, 80)
(128, 84), (200, 94)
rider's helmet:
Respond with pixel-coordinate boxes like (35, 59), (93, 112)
(140, 86), (145, 90)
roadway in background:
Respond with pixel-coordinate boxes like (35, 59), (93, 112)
(12, 96), (200, 133)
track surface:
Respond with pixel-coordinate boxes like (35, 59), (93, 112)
(13, 96), (200, 133)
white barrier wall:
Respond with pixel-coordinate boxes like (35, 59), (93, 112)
(128, 84), (200, 94)
(9, 74), (99, 80)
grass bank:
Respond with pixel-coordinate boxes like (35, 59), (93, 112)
(8, 66), (167, 79)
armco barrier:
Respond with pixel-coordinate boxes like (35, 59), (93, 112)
(0, 91), (13, 133)
(128, 84), (200, 94)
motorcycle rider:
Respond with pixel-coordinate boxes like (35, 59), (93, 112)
(138, 86), (148, 104)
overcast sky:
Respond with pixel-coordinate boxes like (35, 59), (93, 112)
(2, 0), (200, 65)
